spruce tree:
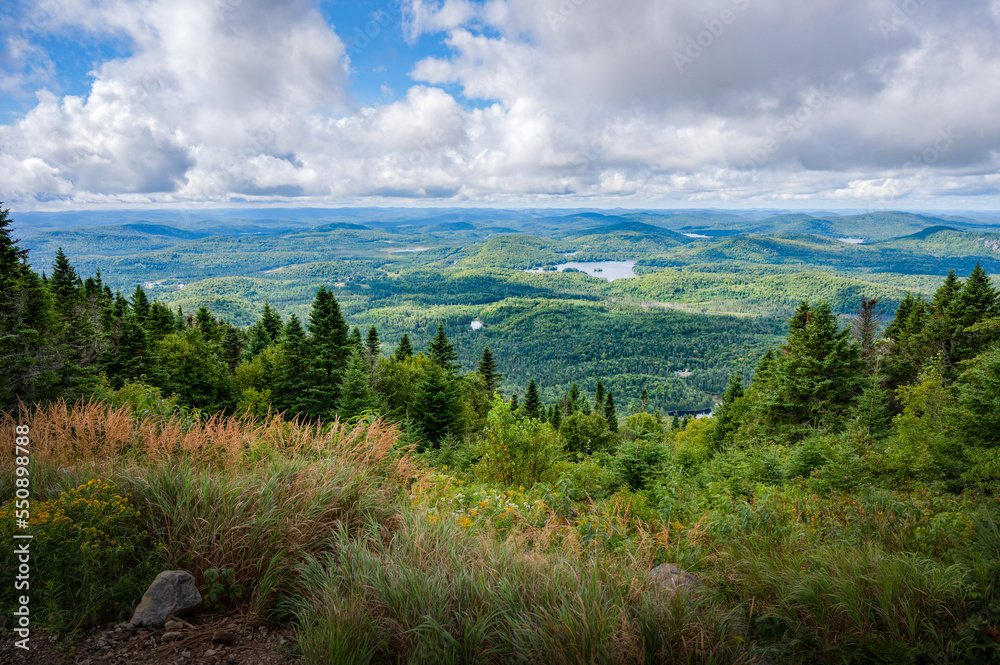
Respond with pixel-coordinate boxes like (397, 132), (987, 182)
(146, 301), (176, 341)
(0, 206), (60, 409)
(605, 391), (618, 433)
(195, 306), (220, 342)
(640, 386), (649, 413)
(305, 286), (351, 416)
(349, 326), (363, 349)
(710, 373), (744, 448)
(102, 310), (150, 387)
(478, 345), (501, 395)
(510, 393), (520, 412)
(523, 379), (542, 420)
(338, 347), (379, 419)
(259, 301), (284, 342)
(366, 325), (380, 358)
(594, 381), (605, 416)
(395, 333), (414, 361)
(428, 324), (459, 372)
(932, 270), (962, 313)
(131, 285), (151, 323)
(412, 365), (463, 447)
(273, 314), (312, 416)
(220, 323), (245, 371)
(50, 248), (80, 306)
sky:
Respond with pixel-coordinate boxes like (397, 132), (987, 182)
(1, 0), (999, 211)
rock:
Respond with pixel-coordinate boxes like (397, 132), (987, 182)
(129, 570), (202, 627)
(164, 620), (184, 631)
(649, 563), (702, 593)
(204, 649), (218, 657)
(211, 630), (236, 644)
(161, 631), (183, 643)
(181, 650), (191, 658)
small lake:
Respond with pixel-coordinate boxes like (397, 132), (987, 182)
(526, 260), (638, 281)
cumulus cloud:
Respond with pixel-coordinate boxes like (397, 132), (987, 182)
(1, 0), (999, 208)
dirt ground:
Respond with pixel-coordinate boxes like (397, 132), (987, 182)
(0, 612), (297, 665)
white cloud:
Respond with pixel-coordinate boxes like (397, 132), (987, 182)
(1, 0), (999, 208)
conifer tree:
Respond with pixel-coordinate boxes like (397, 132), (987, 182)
(395, 333), (414, 361)
(50, 248), (80, 306)
(851, 297), (881, 362)
(244, 323), (272, 359)
(594, 381), (605, 416)
(428, 324), (459, 372)
(568, 383), (581, 413)
(305, 286), (350, 416)
(221, 324), (244, 371)
(523, 379), (542, 420)
(551, 403), (563, 430)
(510, 393), (519, 412)
(102, 310), (150, 387)
(640, 386), (649, 413)
(195, 306), (220, 342)
(949, 263), (999, 360)
(259, 301), (283, 342)
(478, 345), (501, 395)
(48, 249), (99, 398)
(412, 365), (463, 446)
(710, 373), (744, 448)
(131, 286), (151, 323)
(366, 325), (380, 358)
(349, 326), (363, 349)
(146, 301), (176, 341)
(605, 391), (618, 433)
(0, 206), (60, 409)
(932, 270), (962, 313)
(273, 314), (312, 416)
(338, 347), (379, 419)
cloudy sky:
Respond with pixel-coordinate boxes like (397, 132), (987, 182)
(1, 0), (999, 210)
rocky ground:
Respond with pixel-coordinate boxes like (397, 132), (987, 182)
(0, 612), (297, 665)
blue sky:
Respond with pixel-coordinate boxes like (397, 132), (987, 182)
(1, 0), (999, 209)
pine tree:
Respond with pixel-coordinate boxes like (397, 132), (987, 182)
(478, 345), (501, 395)
(272, 314), (312, 416)
(932, 270), (962, 313)
(710, 373), (744, 448)
(395, 333), (414, 361)
(568, 383), (581, 413)
(259, 301), (284, 342)
(195, 306), (220, 342)
(305, 286), (351, 416)
(146, 301), (176, 341)
(131, 286), (151, 323)
(0, 206), (61, 409)
(366, 325), (380, 358)
(523, 379), (542, 420)
(510, 393), (520, 412)
(338, 347), (378, 419)
(102, 310), (150, 387)
(593, 381), (605, 416)
(851, 297), (881, 362)
(349, 326), (363, 349)
(50, 248), (80, 306)
(220, 323), (244, 371)
(551, 403), (563, 430)
(412, 365), (463, 447)
(948, 263), (1000, 362)
(605, 391), (618, 433)
(428, 324), (459, 372)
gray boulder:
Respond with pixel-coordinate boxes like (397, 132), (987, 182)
(649, 563), (701, 593)
(129, 571), (202, 627)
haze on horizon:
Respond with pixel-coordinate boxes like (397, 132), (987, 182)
(2, 0), (999, 211)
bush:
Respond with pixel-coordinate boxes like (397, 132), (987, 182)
(0, 479), (164, 634)
(474, 396), (562, 487)
(611, 438), (670, 491)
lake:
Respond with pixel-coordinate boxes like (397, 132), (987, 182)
(526, 260), (638, 281)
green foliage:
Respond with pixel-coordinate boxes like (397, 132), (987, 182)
(151, 328), (231, 412)
(559, 412), (610, 455)
(474, 396), (563, 487)
(671, 417), (714, 470)
(202, 568), (245, 611)
(0, 480), (164, 635)
(611, 437), (670, 491)
(412, 364), (464, 446)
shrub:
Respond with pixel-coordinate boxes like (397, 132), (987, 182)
(0, 479), (164, 634)
(474, 396), (562, 487)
